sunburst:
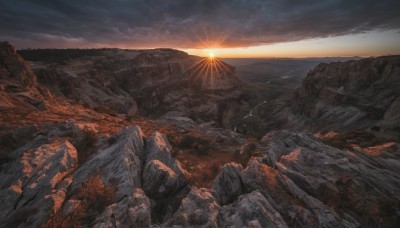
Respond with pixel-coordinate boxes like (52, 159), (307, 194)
(186, 52), (233, 90)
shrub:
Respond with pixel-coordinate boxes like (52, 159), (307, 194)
(178, 135), (211, 156)
(73, 129), (98, 166)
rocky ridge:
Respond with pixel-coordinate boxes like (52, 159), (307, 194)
(238, 55), (400, 139)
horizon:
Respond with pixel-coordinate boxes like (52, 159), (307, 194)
(1, 1), (400, 58)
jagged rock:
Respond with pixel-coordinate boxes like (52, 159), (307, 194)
(163, 187), (220, 227)
(212, 162), (243, 205)
(143, 160), (186, 199)
(240, 158), (357, 227)
(70, 126), (144, 201)
(259, 130), (400, 227)
(219, 191), (288, 228)
(0, 139), (77, 227)
(93, 188), (151, 228)
(145, 132), (186, 176)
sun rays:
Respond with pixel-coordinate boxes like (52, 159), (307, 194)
(185, 54), (234, 90)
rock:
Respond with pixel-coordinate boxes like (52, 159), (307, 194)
(93, 188), (151, 228)
(142, 160), (186, 199)
(163, 187), (220, 227)
(240, 158), (357, 227)
(70, 126), (145, 201)
(145, 132), (186, 176)
(219, 191), (288, 228)
(212, 162), (243, 205)
(0, 139), (77, 227)
(0, 42), (51, 113)
(259, 130), (400, 227)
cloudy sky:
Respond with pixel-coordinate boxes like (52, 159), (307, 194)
(1, 0), (399, 57)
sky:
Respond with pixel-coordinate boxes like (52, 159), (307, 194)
(0, 0), (399, 58)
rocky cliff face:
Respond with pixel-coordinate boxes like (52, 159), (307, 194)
(238, 56), (400, 139)
(291, 56), (400, 134)
(0, 42), (51, 112)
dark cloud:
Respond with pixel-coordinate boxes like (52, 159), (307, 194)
(0, 0), (399, 48)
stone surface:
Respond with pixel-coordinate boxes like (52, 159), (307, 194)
(0, 139), (77, 227)
(212, 162), (243, 205)
(219, 191), (288, 228)
(162, 187), (220, 227)
(142, 160), (186, 199)
(93, 188), (151, 228)
(70, 126), (144, 201)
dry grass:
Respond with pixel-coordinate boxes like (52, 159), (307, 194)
(73, 129), (98, 166)
(168, 131), (251, 188)
(44, 175), (116, 228)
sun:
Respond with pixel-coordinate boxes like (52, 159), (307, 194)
(208, 52), (215, 59)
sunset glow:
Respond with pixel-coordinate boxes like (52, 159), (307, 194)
(185, 29), (400, 58)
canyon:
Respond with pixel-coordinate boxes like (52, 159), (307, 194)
(1, 41), (399, 227)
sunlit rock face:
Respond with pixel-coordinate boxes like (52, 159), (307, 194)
(0, 42), (51, 112)
(20, 48), (256, 128)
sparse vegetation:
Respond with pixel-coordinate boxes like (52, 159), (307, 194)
(94, 105), (117, 116)
(44, 175), (116, 228)
(73, 128), (98, 166)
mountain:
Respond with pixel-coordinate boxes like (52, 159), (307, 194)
(238, 55), (400, 140)
(1, 42), (399, 227)
(19, 48), (260, 129)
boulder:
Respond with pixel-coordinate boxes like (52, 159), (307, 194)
(93, 188), (151, 228)
(163, 187), (220, 227)
(219, 191), (288, 228)
(212, 162), (243, 205)
(142, 160), (186, 199)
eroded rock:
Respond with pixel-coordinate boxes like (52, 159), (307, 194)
(0, 139), (77, 227)
(212, 162), (243, 205)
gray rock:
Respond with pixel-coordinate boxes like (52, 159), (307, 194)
(163, 187), (220, 227)
(70, 125), (145, 201)
(219, 191), (288, 228)
(143, 160), (186, 199)
(212, 162), (243, 205)
(0, 139), (77, 227)
(93, 188), (151, 228)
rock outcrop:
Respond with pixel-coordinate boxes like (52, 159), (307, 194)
(0, 42), (51, 112)
(0, 138), (77, 227)
(212, 162), (244, 205)
(291, 55), (400, 134)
